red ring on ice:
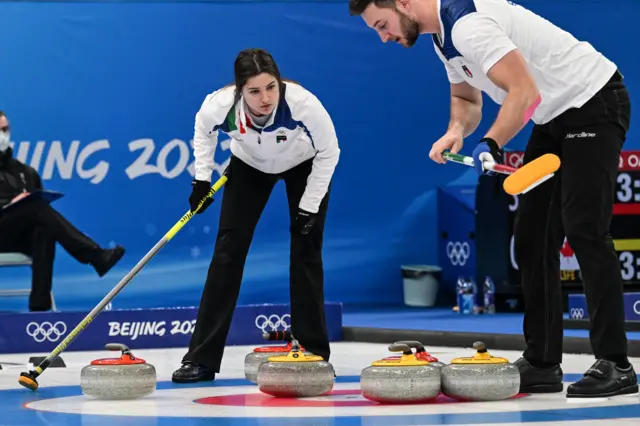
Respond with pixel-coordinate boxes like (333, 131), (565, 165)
(194, 390), (528, 407)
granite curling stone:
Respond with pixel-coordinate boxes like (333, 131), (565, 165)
(361, 342), (441, 403)
(256, 339), (334, 397)
(244, 331), (310, 383)
(80, 343), (156, 400)
(441, 341), (520, 401)
(386, 341), (446, 369)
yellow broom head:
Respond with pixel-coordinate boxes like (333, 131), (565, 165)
(503, 154), (561, 195)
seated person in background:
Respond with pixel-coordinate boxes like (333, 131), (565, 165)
(0, 110), (125, 311)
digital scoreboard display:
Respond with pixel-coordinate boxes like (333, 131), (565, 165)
(612, 151), (640, 283)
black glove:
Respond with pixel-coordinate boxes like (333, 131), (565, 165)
(189, 179), (214, 214)
(292, 208), (317, 235)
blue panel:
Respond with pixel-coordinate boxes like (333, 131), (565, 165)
(437, 189), (476, 297)
(0, 0), (638, 310)
(0, 302), (342, 353)
(569, 292), (640, 322)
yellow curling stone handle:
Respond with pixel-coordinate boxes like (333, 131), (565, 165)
(371, 343), (430, 367)
(450, 341), (510, 364)
(267, 351), (324, 362)
(267, 339), (324, 362)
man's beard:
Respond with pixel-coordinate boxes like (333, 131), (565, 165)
(399, 11), (420, 47)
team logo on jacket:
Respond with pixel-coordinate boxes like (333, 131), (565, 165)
(462, 65), (473, 78)
(276, 130), (287, 143)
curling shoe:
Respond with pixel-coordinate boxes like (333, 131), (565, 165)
(567, 359), (638, 398)
(514, 357), (564, 393)
(172, 362), (216, 383)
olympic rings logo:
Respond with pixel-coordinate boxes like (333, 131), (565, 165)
(446, 241), (470, 266)
(570, 308), (585, 320)
(634, 301), (640, 316)
(255, 314), (291, 332)
(26, 321), (67, 343)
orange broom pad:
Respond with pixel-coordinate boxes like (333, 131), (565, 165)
(503, 154), (561, 195)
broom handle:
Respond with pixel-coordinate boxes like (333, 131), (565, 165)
(442, 151), (517, 175)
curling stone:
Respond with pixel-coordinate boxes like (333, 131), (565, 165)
(441, 341), (520, 401)
(385, 341), (446, 369)
(360, 342), (441, 403)
(244, 331), (310, 383)
(256, 339), (334, 397)
(80, 343), (156, 400)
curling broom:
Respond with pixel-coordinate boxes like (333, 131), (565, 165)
(18, 174), (228, 391)
(442, 151), (560, 195)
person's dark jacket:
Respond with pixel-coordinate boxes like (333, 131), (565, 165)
(0, 147), (42, 209)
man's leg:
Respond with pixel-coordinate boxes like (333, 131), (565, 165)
(0, 224), (56, 311)
(0, 200), (123, 276)
(173, 156), (277, 383)
(283, 159), (331, 362)
(556, 75), (637, 397)
(27, 226), (56, 311)
(513, 123), (566, 393)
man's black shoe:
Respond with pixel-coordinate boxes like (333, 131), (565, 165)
(514, 357), (564, 393)
(171, 362), (216, 383)
(567, 359), (638, 398)
(93, 245), (125, 277)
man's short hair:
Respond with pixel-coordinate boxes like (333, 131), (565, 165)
(0, 111), (5, 118)
(349, 0), (397, 16)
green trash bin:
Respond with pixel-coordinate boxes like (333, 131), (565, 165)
(401, 265), (442, 307)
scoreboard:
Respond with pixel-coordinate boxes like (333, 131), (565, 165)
(612, 151), (640, 284)
(501, 150), (640, 289)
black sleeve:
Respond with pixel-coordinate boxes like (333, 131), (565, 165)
(23, 165), (43, 192)
(33, 168), (43, 191)
(0, 164), (40, 208)
(0, 182), (17, 208)
(0, 193), (13, 208)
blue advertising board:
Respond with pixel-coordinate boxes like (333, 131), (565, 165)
(0, 303), (343, 354)
(568, 293), (640, 322)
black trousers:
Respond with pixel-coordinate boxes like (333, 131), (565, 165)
(183, 155), (331, 372)
(0, 199), (101, 310)
(514, 70), (631, 364)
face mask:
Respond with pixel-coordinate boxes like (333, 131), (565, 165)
(0, 132), (10, 152)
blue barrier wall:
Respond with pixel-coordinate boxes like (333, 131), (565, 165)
(1, 0), (638, 311)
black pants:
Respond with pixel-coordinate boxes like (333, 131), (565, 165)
(183, 155), (331, 372)
(0, 199), (101, 310)
(514, 70), (631, 364)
